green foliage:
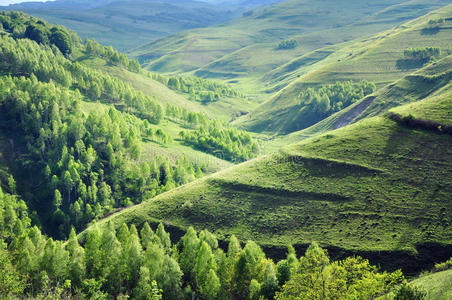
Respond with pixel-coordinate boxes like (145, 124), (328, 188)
(0, 186), (426, 300)
(0, 31), (163, 123)
(297, 80), (376, 119)
(275, 244), (403, 299)
(277, 39), (298, 50)
(148, 72), (243, 103)
(85, 39), (141, 72)
(403, 47), (441, 61)
(0, 241), (26, 297)
(0, 75), (203, 235)
(0, 11), (74, 55)
(434, 257), (452, 272)
(180, 120), (258, 162)
(394, 284), (427, 300)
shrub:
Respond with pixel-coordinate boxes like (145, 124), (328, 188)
(277, 39), (298, 50)
(394, 284), (427, 300)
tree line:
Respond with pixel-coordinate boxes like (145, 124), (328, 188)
(0, 187), (406, 299)
(84, 38), (141, 73)
(298, 80), (376, 119)
(148, 72), (244, 103)
(0, 33), (163, 124)
(179, 121), (259, 162)
(0, 75), (204, 238)
(403, 47), (441, 61)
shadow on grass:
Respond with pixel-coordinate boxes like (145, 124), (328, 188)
(396, 59), (426, 70)
(420, 26), (440, 36)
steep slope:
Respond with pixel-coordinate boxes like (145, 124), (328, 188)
(93, 91), (452, 273)
(133, 0), (450, 95)
(264, 55), (452, 151)
(0, 11), (245, 238)
(234, 5), (452, 134)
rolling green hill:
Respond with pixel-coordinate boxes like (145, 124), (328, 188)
(2, 0), (284, 51)
(132, 0), (450, 96)
(263, 55), (452, 152)
(234, 4), (452, 134)
(1, 0), (242, 51)
(91, 82), (452, 274)
(0, 11), (253, 239)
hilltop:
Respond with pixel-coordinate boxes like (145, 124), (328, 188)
(234, 4), (452, 134)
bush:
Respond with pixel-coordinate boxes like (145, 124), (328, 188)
(277, 39), (298, 50)
(394, 284), (427, 300)
(434, 257), (452, 271)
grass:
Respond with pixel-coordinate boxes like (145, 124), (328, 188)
(3, 0), (242, 51)
(408, 269), (452, 299)
(262, 54), (452, 152)
(133, 0), (451, 96)
(85, 91), (452, 274)
(233, 4), (452, 134)
(82, 99), (232, 174)
(379, 269), (452, 299)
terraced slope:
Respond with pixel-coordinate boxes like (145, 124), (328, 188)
(132, 0), (450, 95)
(91, 93), (452, 274)
(264, 55), (452, 151)
(234, 5), (452, 134)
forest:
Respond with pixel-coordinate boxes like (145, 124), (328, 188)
(0, 187), (413, 299)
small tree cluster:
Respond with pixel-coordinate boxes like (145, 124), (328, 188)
(148, 72), (244, 103)
(297, 80), (376, 120)
(179, 120), (258, 162)
(403, 47), (441, 61)
(277, 39), (298, 50)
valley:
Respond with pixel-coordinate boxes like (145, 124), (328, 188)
(0, 0), (451, 299)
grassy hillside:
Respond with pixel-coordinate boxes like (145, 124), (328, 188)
(380, 268), (452, 299)
(2, 0), (243, 51)
(234, 5), (452, 134)
(91, 91), (452, 274)
(133, 0), (450, 96)
(263, 55), (452, 151)
(405, 269), (452, 299)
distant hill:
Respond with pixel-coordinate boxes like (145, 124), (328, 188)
(1, 0), (280, 50)
(91, 55), (452, 274)
(233, 4), (452, 134)
(131, 0), (450, 96)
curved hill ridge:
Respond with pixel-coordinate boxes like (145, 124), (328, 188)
(233, 4), (452, 134)
(90, 86), (452, 273)
(263, 55), (452, 150)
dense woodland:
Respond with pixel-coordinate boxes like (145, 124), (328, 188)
(0, 187), (409, 299)
(0, 12), (222, 237)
